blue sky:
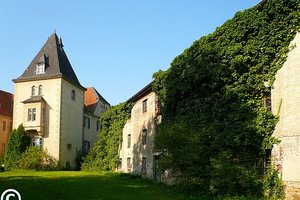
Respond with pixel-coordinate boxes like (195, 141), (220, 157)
(0, 0), (260, 105)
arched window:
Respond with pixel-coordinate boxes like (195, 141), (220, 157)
(38, 85), (43, 96)
(71, 90), (76, 101)
(31, 86), (36, 96)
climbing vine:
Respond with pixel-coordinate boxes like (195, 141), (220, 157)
(82, 102), (132, 171)
(153, 0), (300, 197)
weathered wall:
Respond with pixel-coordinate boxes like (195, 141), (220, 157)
(119, 91), (160, 179)
(272, 32), (300, 199)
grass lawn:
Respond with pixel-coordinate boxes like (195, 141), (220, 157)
(0, 170), (190, 200)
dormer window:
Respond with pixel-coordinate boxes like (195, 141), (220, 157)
(36, 62), (45, 74)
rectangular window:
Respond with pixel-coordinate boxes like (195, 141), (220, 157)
(117, 158), (122, 170)
(32, 108), (36, 121)
(263, 96), (271, 112)
(2, 121), (6, 131)
(28, 109), (32, 121)
(142, 99), (147, 113)
(141, 157), (146, 174)
(127, 157), (131, 172)
(96, 120), (100, 132)
(84, 117), (90, 129)
(127, 134), (131, 148)
(28, 108), (37, 121)
(142, 129), (147, 145)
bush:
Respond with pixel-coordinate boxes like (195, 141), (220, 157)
(263, 165), (285, 200)
(16, 146), (59, 170)
(4, 124), (30, 170)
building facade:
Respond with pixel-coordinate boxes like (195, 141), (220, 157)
(0, 90), (13, 156)
(119, 83), (162, 181)
(83, 87), (110, 154)
(13, 33), (108, 169)
(271, 32), (300, 199)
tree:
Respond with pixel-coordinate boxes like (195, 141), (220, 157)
(4, 124), (30, 170)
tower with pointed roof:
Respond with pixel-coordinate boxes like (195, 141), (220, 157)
(13, 33), (86, 169)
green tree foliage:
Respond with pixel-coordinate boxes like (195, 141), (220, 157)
(4, 124), (30, 170)
(16, 146), (59, 170)
(82, 102), (132, 171)
(153, 0), (300, 197)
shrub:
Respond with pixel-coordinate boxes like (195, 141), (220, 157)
(4, 124), (30, 170)
(263, 165), (285, 200)
(16, 146), (59, 170)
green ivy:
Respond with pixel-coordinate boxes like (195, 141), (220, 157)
(82, 102), (132, 171)
(153, 0), (300, 197)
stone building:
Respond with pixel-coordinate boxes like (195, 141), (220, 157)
(119, 83), (162, 181)
(12, 33), (108, 169)
(0, 90), (13, 156)
(271, 32), (300, 199)
(83, 87), (110, 154)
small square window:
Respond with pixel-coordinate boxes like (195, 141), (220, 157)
(67, 144), (72, 150)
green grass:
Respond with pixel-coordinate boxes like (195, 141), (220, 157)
(0, 170), (190, 200)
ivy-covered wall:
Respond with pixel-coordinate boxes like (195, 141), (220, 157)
(82, 102), (132, 171)
(153, 0), (300, 197)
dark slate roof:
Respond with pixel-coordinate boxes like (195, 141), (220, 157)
(13, 33), (85, 90)
(127, 82), (152, 103)
(0, 90), (13, 117)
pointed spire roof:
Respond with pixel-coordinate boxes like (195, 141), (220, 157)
(13, 33), (85, 90)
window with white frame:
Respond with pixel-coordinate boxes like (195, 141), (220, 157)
(28, 108), (36, 121)
(32, 136), (43, 148)
(36, 62), (45, 74)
